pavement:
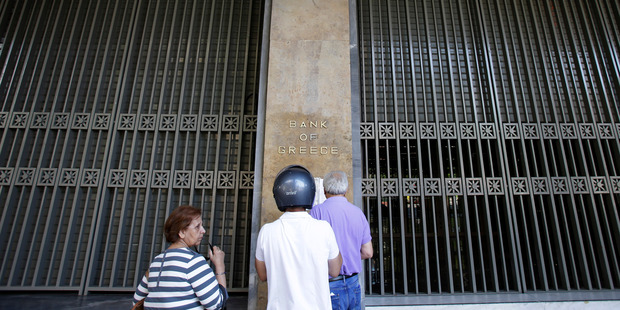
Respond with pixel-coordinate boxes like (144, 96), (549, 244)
(0, 292), (248, 309)
(1, 292), (619, 309)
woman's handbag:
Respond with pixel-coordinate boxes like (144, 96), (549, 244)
(130, 298), (145, 310)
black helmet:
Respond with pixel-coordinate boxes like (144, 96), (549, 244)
(273, 165), (316, 211)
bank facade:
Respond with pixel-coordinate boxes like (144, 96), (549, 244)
(0, 0), (618, 308)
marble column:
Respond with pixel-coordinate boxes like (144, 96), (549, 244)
(255, 0), (352, 308)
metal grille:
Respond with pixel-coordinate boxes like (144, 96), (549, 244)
(357, 0), (620, 297)
(0, 0), (263, 293)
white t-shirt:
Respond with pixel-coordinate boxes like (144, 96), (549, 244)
(255, 211), (340, 310)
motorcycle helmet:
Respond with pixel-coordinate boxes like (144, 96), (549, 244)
(272, 165), (316, 211)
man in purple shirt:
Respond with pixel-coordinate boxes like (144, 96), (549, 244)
(310, 171), (373, 310)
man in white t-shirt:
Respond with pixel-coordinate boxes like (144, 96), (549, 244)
(255, 165), (342, 309)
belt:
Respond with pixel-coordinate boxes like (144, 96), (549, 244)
(329, 273), (358, 282)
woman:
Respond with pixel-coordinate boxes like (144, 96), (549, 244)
(133, 205), (228, 309)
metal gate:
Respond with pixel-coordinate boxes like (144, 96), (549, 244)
(357, 0), (620, 299)
(0, 0), (263, 294)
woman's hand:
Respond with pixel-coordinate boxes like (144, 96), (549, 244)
(209, 245), (226, 273)
(209, 245), (227, 289)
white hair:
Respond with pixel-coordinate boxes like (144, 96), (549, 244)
(323, 171), (348, 195)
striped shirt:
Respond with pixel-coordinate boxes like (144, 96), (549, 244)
(133, 247), (227, 310)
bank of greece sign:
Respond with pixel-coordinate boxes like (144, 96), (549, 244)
(278, 120), (339, 155)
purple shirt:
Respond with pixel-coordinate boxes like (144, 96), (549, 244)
(310, 196), (372, 276)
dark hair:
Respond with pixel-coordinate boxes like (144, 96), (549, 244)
(164, 205), (201, 243)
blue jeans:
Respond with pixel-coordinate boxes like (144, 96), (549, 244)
(329, 274), (361, 310)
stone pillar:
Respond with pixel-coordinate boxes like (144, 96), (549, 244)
(255, 0), (352, 308)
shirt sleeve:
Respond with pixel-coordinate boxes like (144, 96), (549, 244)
(255, 226), (265, 261)
(132, 273), (149, 304)
(187, 255), (226, 310)
(360, 212), (372, 244)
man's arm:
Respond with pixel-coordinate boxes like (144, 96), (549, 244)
(360, 241), (373, 260)
(328, 253), (343, 278)
(255, 258), (267, 281)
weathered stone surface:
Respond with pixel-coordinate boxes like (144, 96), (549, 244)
(262, 0), (352, 221)
(257, 0), (353, 308)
